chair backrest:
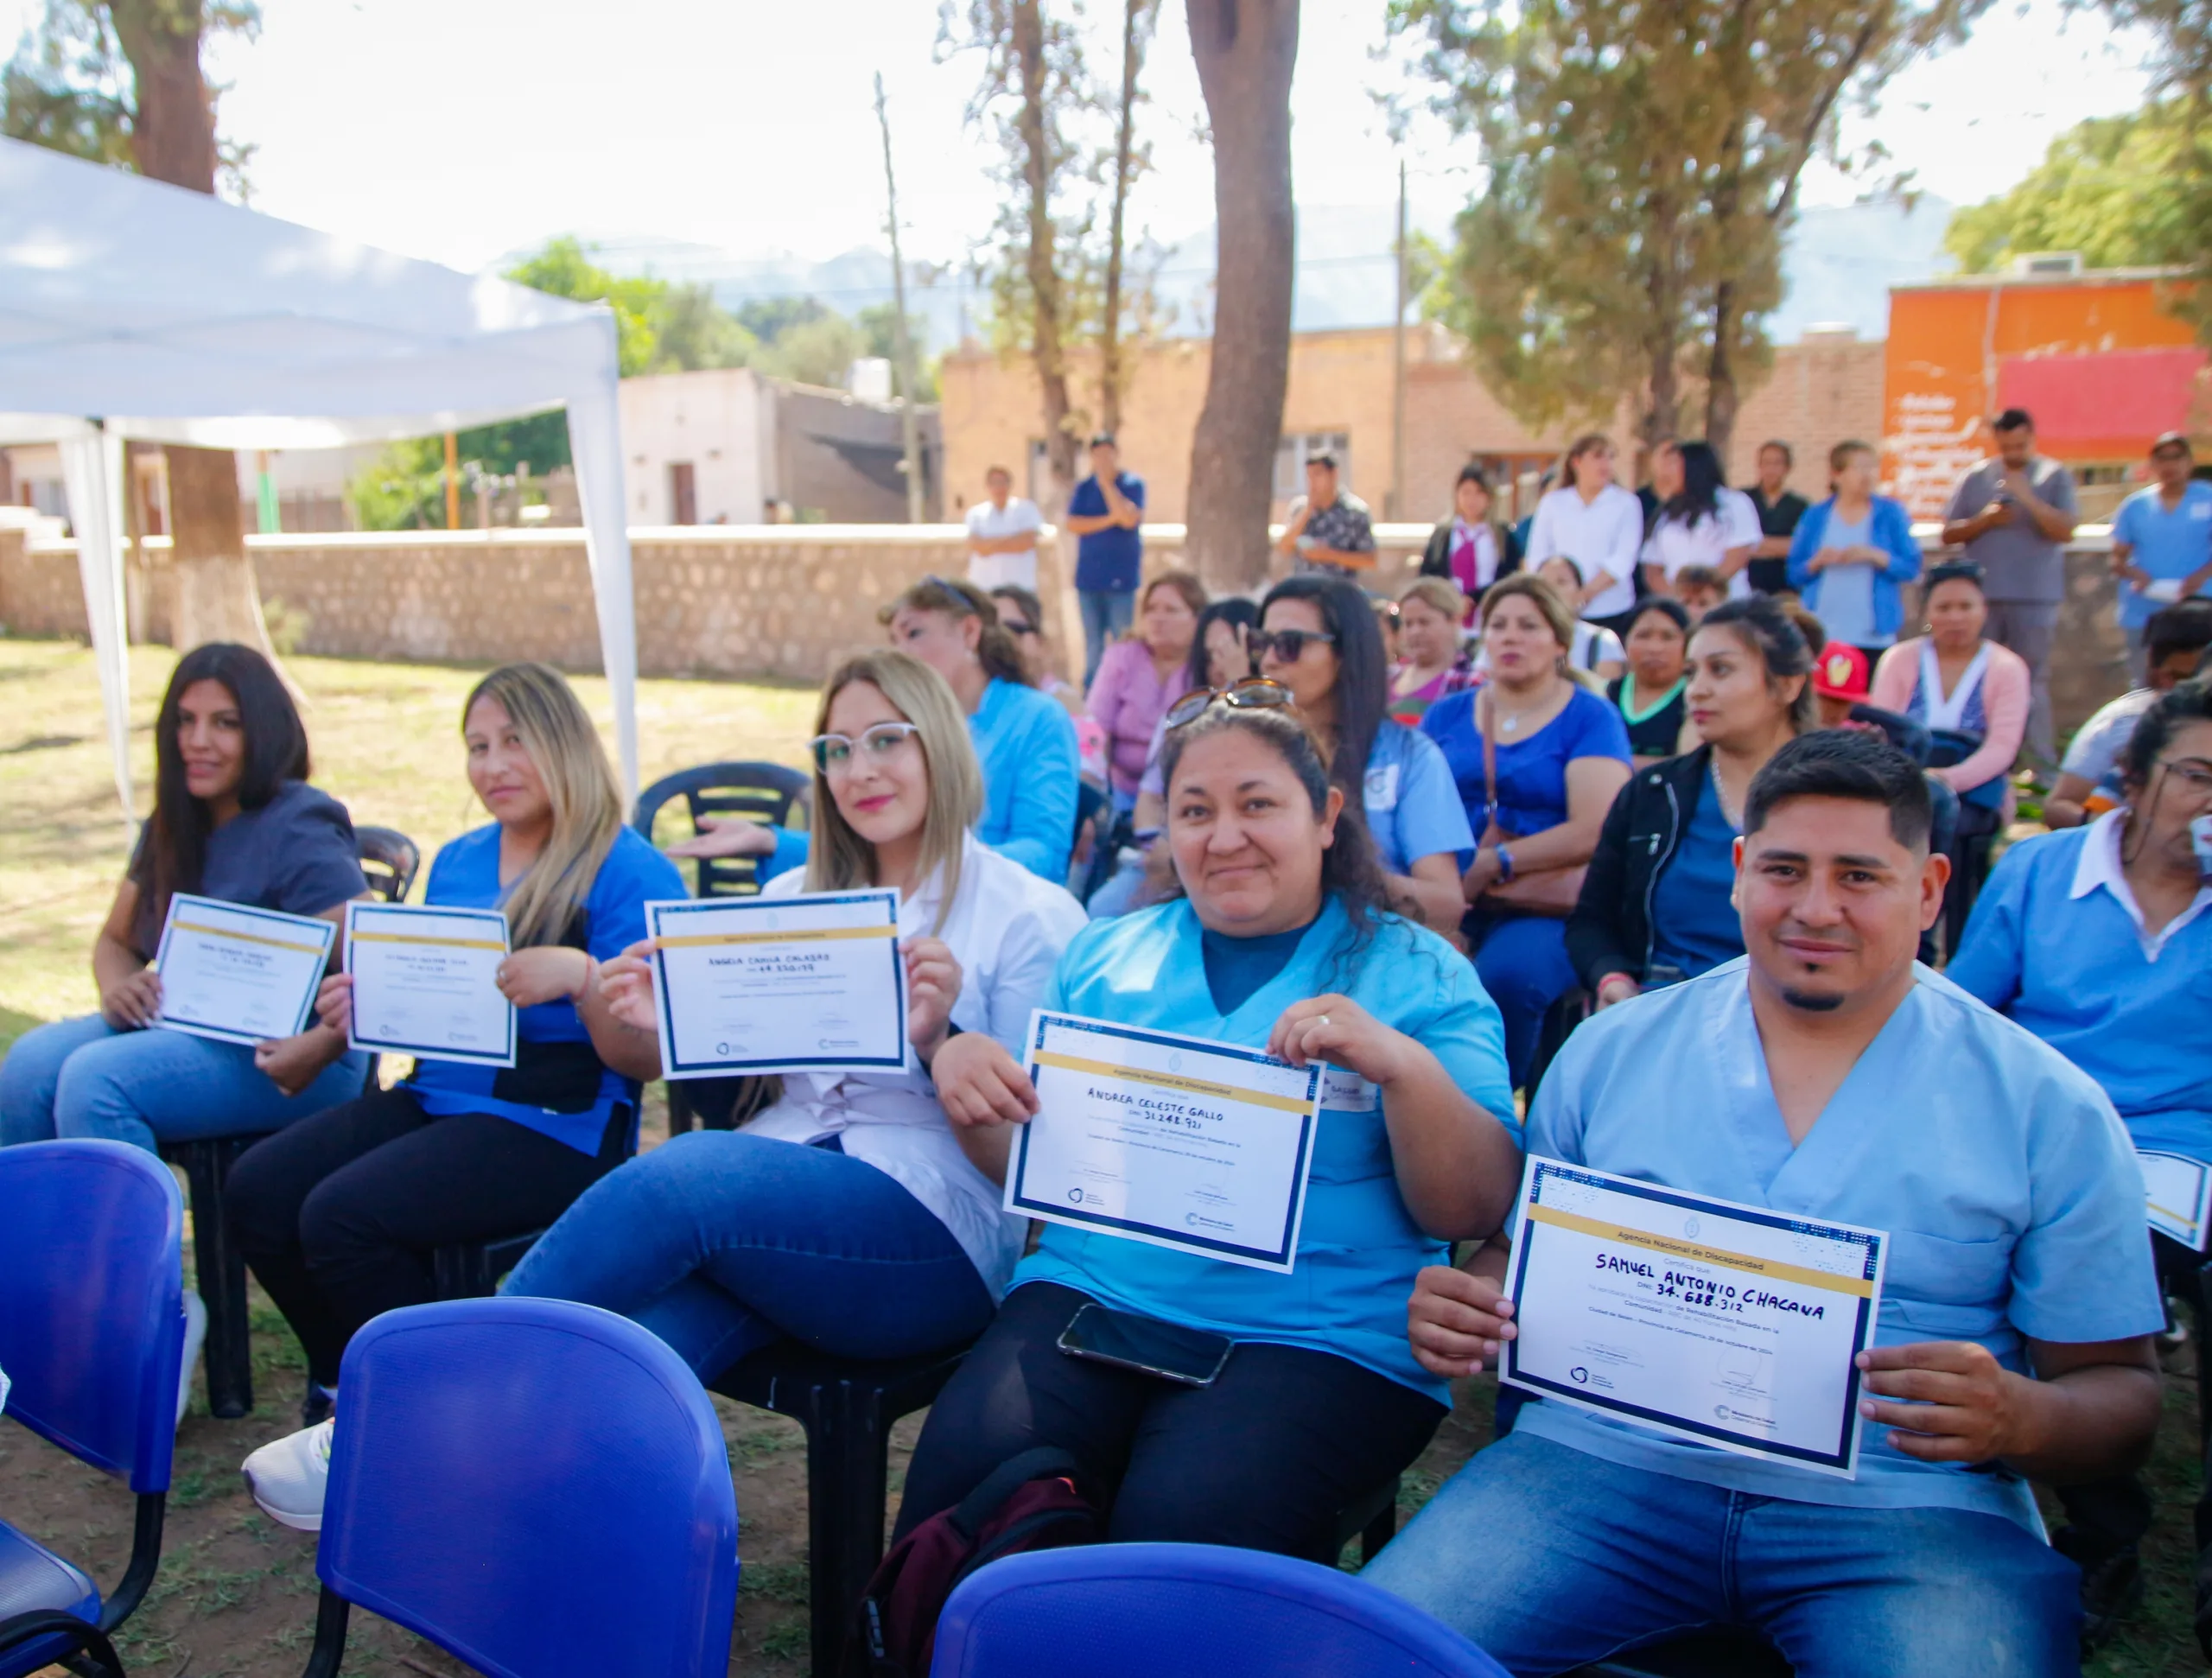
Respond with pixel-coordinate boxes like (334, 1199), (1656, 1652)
(632, 760), (810, 899)
(0, 1141), (182, 1494)
(317, 1298), (740, 1678)
(933, 1542), (1510, 1678)
(354, 826), (422, 905)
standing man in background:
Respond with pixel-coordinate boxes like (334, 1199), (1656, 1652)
(1065, 434), (1146, 686)
(2110, 432), (2212, 682)
(1746, 439), (1808, 597)
(1940, 409), (2079, 761)
(964, 465), (1043, 594)
(1276, 449), (1377, 578)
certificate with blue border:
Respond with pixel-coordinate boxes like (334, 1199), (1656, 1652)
(344, 902), (516, 1069)
(1004, 1009), (1322, 1274)
(151, 893), (336, 1047)
(2139, 1150), (2211, 1251)
(647, 889), (906, 1077)
(1503, 1157), (1888, 1478)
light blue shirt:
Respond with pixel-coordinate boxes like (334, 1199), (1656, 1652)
(1509, 957), (2162, 1533)
(1949, 812), (2212, 1161)
(1810, 512), (1885, 650)
(1365, 721), (1478, 875)
(2112, 480), (2212, 631)
(1016, 894), (1516, 1401)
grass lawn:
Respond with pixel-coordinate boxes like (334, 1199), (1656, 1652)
(0, 636), (2203, 1675)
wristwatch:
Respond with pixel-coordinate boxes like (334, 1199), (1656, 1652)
(1494, 845), (1516, 883)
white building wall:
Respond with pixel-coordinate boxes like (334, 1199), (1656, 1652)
(618, 368), (769, 525)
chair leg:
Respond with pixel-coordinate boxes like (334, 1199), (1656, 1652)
(298, 1588), (351, 1678)
(1360, 1498), (1397, 1565)
(797, 1376), (893, 1678)
(666, 1081), (696, 1138)
(185, 1140), (255, 1419)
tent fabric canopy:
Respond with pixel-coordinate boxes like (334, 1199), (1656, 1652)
(0, 136), (639, 813)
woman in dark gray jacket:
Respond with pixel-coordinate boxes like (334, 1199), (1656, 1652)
(1565, 598), (1814, 1006)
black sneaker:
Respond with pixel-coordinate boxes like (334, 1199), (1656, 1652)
(2054, 1527), (2143, 1649)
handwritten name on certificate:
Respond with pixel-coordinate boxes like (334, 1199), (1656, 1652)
(1503, 1159), (1889, 1478)
(1006, 1011), (1322, 1274)
(152, 894), (335, 1046)
(647, 890), (906, 1077)
(344, 903), (515, 1068)
(2139, 1151), (2211, 1251)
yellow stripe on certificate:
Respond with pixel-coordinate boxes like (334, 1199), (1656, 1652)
(1525, 1203), (1877, 1298)
(349, 931), (507, 950)
(1030, 1050), (1315, 1115)
(173, 921), (327, 954)
(655, 925), (898, 950)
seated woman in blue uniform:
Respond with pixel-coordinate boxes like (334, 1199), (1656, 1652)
(228, 663), (683, 1529)
(889, 691), (1522, 1560)
(1948, 676), (2212, 1643)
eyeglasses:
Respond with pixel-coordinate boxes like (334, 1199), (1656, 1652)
(1001, 619), (1039, 639)
(809, 721), (921, 774)
(1162, 677), (1296, 731)
(1250, 628), (1336, 664)
(2154, 757), (2212, 797)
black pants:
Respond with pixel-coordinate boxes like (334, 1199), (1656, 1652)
(228, 1087), (625, 1388)
(2056, 1231), (2209, 1558)
(892, 1281), (1446, 1560)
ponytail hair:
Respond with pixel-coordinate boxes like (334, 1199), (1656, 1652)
(880, 575), (1029, 686)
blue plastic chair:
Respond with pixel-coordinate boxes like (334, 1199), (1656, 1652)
(931, 1541), (1511, 1678)
(0, 1139), (184, 1678)
(300, 1298), (740, 1678)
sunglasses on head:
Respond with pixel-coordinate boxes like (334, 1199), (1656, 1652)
(1251, 628), (1336, 664)
(1162, 677), (1296, 732)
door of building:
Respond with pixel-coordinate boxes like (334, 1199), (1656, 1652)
(670, 461), (698, 526)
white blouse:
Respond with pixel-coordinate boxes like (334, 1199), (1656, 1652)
(741, 834), (1086, 1297)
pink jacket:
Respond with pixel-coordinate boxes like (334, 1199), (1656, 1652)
(1086, 639), (1186, 797)
(1870, 636), (2031, 793)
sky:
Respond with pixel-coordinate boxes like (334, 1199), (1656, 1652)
(0, 0), (2164, 275)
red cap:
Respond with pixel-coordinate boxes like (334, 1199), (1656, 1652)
(1813, 644), (1870, 702)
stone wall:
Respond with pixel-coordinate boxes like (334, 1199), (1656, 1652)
(0, 521), (2139, 741)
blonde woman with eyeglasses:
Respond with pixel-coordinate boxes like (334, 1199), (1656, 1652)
(233, 662), (684, 1528)
(498, 651), (1085, 1409)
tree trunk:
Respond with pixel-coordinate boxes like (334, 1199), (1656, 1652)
(1014, 0), (1080, 513)
(112, 0), (272, 656)
(1640, 192), (1683, 449)
(1100, 0), (1150, 436)
(1706, 276), (1740, 461)
(1185, 0), (1298, 593)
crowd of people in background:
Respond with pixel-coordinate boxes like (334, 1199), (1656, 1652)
(2, 405), (2208, 1678)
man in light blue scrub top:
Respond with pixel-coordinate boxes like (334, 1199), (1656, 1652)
(2111, 433), (2212, 679)
(1366, 732), (2164, 1678)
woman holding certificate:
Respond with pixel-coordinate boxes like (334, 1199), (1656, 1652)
(0, 642), (372, 1153)
(230, 664), (681, 1530)
(499, 650), (1084, 1387)
(893, 694), (1522, 1561)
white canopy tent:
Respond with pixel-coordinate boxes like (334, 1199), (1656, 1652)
(0, 137), (639, 814)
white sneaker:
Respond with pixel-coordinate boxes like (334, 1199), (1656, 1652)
(242, 1419), (333, 1532)
(177, 1290), (207, 1427)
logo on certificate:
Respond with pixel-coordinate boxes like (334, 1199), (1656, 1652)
(1168, 1052), (1185, 1072)
(1682, 1217), (1701, 1238)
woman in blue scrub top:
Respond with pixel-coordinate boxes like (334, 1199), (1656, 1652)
(227, 664), (683, 1526)
(1253, 575), (1474, 935)
(891, 696), (1522, 1560)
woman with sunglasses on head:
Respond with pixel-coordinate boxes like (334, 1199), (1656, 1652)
(1948, 677), (2212, 1617)
(893, 696), (1519, 1562)
(232, 664), (683, 1526)
(988, 584), (1085, 716)
(499, 651), (1085, 1444)
(1250, 576), (1472, 935)
(1088, 572), (1208, 813)
(1421, 574), (1633, 1089)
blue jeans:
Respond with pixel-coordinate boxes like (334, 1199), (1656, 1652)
(0, 1014), (371, 1156)
(1363, 1432), (2082, 1678)
(499, 1129), (995, 1380)
(1078, 588), (1136, 688)
(1469, 916), (1579, 1090)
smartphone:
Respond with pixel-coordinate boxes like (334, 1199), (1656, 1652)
(1058, 1303), (1234, 1387)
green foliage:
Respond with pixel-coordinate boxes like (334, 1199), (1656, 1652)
(646, 283), (758, 373)
(754, 310), (863, 389)
(857, 302), (939, 398)
(735, 296), (833, 344)
(505, 235), (666, 378)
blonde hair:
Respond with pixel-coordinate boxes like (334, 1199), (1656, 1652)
(1396, 576), (1466, 625)
(461, 664), (625, 950)
(805, 651), (984, 934)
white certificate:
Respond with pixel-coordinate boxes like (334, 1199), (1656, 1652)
(1005, 1010), (1322, 1274)
(647, 889), (906, 1077)
(151, 893), (335, 1046)
(1503, 1157), (1889, 1478)
(344, 902), (515, 1068)
(2139, 1150), (2210, 1251)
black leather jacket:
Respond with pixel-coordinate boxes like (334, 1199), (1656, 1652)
(1564, 747), (1714, 991)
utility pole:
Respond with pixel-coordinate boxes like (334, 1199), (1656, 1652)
(875, 72), (927, 524)
(1389, 157), (1408, 523)
(443, 431), (461, 531)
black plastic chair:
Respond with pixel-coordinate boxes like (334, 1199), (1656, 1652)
(430, 1229), (544, 1300)
(709, 1338), (973, 1678)
(1573, 1629), (1793, 1676)
(1332, 1474), (1402, 1566)
(632, 760), (811, 901)
(170, 827), (421, 1419)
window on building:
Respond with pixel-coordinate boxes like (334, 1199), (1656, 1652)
(1274, 432), (1352, 499)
